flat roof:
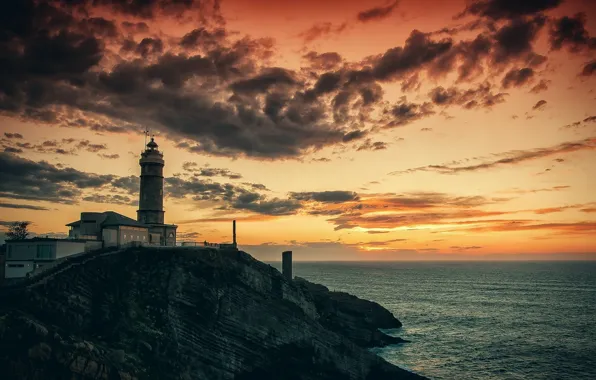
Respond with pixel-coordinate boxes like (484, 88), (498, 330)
(6, 238), (92, 243)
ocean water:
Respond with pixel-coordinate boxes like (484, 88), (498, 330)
(272, 261), (596, 380)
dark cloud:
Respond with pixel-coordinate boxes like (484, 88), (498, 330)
(460, 0), (562, 20)
(177, 231), (202, 240)
(529, 79), (550, 93)
(0, 202), (49, 211)
(1, 137), (113, 156)
(111, 175), (140, 194)
(0, 152), (115, 204)
(82, 194), (137, 206)
(561, 115), (596, 130)
(383, 98), (434, 127)
(289, 191), (359, 203)
(121, 21), (149, 34)
(179, 27), (227, 50)
(231, 192), (302, 216)
(76, 140), (107, 152)
(298, 22), (348, 43)
(369, 30), (453, 82)
(450, 245), (482, 250)
(182, 162), (243, 179)
(99, 153), (120, 159)
(3, 147), (23, 154)
(428, 82), (508, 109)
(342, 130), (368, 142)
(502, 67), (534, 88)
(4, 133), (23, 139)
(581, 60), (596, 76)
(134, 37), (164, 58)
(532, 100), (547, 110)
(454, 34), (493, 82)
(549, 13), (596, 53)
(492, 17), (546, 64)
(357, 1), (400, 23)
(302, 52), (343, 71)
(356, 139), (388, 151)
(230, 68), (298, 94)
(391, 137), (596, 175)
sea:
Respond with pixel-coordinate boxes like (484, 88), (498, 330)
(270, 261), (596, 380)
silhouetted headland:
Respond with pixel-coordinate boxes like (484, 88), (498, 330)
(0, 246), (424, 380)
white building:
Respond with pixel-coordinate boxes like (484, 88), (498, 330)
(66, 211), (152, 247)
(4, 238), (102, 279)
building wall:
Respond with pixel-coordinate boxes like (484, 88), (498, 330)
(6, 241), (57, 261)
(55, 241), (87, 259)
(148, 225), (177, 246)
(0, 255), (5, 284)
(5, 261), (35, 278)
(102, 228), (119, 247)
(118, 226), (149, 245)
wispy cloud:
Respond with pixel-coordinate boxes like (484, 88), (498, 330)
(357, 1), (400, 23)
(390, 138), (596, 175)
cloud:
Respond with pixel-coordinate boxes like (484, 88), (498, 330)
(0, 137), (113, 156)
(502, 67), (535, 88)
(82, 194), (138, 206)
(581, 60), (596, 76)
(459, 0), (562, 20)
(230, 193), (302, 216)
(455, 221), (596, 234)
(561, 116), (596, 130)
(532, 100), (547, 110)
(182, 162), (243, 179)
(492, 16), (547, 65)
(0, 202), (49, 211)
(0, 152), (115, 204)
(289, 191), (359, 203)
(99, 153), (120, 159)
(382, 98), (435, 127)
(302, 52), (343, 71)
(529, 79), (550, 93)
(549, 13), (596, 53)
(368, 30), (453, 82)
(298, 22), (348, 43)
(429, 82), (508, 109)
(356, 139), (388, 151)
(450, 245), (482, 251)
(391, 137), (596, 175)
(357, 1), (400, 23)
(177, 231), (202, 240)
(497, 185), (570, 194)
(4, 133), (23, 139)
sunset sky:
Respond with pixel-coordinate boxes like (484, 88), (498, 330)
(0, 0), (595, 260)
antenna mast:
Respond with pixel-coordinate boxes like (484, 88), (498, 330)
(144, 128), (150, 147)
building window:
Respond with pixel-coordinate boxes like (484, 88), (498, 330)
(36, 245), (52, 259)
(124, 234), (127, 239)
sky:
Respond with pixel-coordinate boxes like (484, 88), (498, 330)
(0, 0), (595, 261)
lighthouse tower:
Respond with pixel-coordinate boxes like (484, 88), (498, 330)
(137, 137), (177, 246)
(138, 137), (165, 224)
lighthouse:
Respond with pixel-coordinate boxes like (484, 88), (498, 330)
(137, 137), (177, 246)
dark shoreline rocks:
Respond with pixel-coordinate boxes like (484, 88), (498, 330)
(0, 247), (425, 380)
(294, 277), (409, 348)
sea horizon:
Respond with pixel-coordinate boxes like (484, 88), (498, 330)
(274, 260), (596, 379)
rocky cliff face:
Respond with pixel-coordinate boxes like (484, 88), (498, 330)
(0, 247), (424, 380)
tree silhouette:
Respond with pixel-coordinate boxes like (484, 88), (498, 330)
(6, 221), (30, 240)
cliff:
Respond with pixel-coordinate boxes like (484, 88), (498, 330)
(0, 247), (424, 380)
